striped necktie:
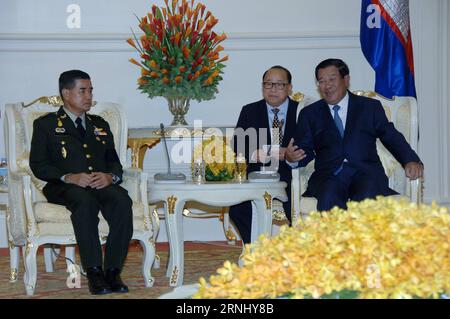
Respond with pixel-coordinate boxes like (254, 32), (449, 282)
(272, 108), (283, 145)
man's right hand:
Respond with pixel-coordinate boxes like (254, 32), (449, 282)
(285, 138), (306, 163)
(64, 173), (94, 188)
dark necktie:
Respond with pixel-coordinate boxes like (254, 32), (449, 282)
(332, 105), (344, 175)
(333, 105), (344, 137)
(75, 117), (86, 138)
(272, 108), (283, 145)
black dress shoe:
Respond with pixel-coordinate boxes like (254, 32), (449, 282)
(105, 268), (129, 293)
(86, 266), (112, 295)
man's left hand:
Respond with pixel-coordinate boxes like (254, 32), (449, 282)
(405, 162), (424, 180)
(89, 172), (113, 189)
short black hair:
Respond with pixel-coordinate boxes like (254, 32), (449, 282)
(315, 59), (350, 80)
(59, 70), (91, 98)
(262, 65), (292, 84)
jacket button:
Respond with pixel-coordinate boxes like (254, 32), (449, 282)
(86, 154), (91, 159)
(83, 144), (88, 148)
(88, 166), (93, 171)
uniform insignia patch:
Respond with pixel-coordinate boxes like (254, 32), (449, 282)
(94, 127), (107, 136)
(55, 127), (66, 133)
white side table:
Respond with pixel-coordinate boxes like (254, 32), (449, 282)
(0, 184), (8, 249)
(148, 181), (288, 286)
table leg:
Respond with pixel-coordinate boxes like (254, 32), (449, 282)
(164, 197), (185, 287)
(251, 194), (273, 242)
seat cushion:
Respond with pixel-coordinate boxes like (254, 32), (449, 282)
(37, 216), (148, 237)
(34, 201), (146, 223)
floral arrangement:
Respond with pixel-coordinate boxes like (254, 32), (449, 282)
(192, 135), (235, 181)
(193, 197), (450, 299)
(127, 0), (228, 102)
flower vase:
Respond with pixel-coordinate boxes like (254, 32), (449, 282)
(167, 97), (190, 126)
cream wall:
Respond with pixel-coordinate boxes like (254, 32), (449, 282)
(0, 0), (448, 243)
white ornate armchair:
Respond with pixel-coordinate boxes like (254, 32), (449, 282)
(4, 97), (159, 295)
(291, 91), (423, 223)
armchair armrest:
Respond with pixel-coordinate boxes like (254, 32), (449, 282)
(122, 168), (144, 202)
(291, 167), (301, 225)
(409, 177), (423, 205)
(16, 172), (39, 239)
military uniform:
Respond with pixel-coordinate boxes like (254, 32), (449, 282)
(29, 107), (133, 271)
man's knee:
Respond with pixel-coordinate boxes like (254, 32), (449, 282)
(350, 180), (380, 202)
(315, 179), (347, 211)
(316, 191), (346, 211)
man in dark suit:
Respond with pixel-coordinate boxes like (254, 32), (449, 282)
(29, 70), (133, 295)
(230, 65), (305, 244)
(286, 59), (424, 211)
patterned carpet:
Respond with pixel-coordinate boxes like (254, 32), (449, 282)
(0, 241), (242, 299)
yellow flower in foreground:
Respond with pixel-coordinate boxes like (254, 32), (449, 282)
(193, 197), (450, 299)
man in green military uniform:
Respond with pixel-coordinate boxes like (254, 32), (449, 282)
(29, 70), (133, 295)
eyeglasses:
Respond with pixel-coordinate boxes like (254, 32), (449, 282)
(263, 82), (289, 90)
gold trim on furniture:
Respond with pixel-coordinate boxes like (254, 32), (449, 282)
(170, 266), (179, 285)
(23, 95), (97, 108)
(263, 192), (272, 210)
(290, 91), (305, 102)
(127, 137), (161, 169)
(167, 196), (177, 215)
(9, 268), (18, 282)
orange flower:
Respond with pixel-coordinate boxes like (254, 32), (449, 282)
(203, 77), (213, 86)
(182, 45), (190, 59)
(174, 33), (182, 46)
(199, 66), (209, 74)
(141, 68), (151, 76)
(217, 55), (229, 63)
(149, 60), (158, 69)
(129, 0), (228, 101)
(192, 71), (200, 80)
(138, 77), (148, 85)
(126, 38), (137, 49)
(129, 58), (144, 68)
(197, 20), (204, 30)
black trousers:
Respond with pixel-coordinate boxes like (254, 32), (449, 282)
(43, 183), (133, 270)
(314, 164), (385, 212)
(229, 181), (291, 244)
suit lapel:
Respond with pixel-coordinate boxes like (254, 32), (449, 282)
(318, 101), (340, 139)
(282, 99), (298, 146)
(343, 92), (359, 142)
(257, 100), (271, 145)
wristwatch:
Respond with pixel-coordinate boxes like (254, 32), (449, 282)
(110, 173), (120, 184)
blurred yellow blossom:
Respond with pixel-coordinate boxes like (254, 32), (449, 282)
(193, 197), (450, 299)
(192, 135), (235, 181)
